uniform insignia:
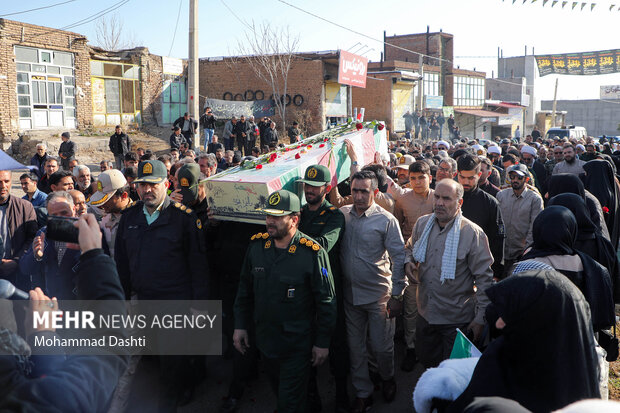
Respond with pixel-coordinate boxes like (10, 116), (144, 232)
(399, 156), (406, 164)
(307, 167), (318, 179)
(321, 267), (329, 278)
(251, 234), (256, 240)
(305, 240), (313, 247)
(312, 244), (320, 251)
(186, 208), (192, 213)
(196, 219), (202, 229)
(180, 205), (187, 211)
(300, 237), (307, 244)
(268, 192), (281, 206)
(287, 288), (295, 298)
(174, 202), (181, 208)
(288, 245), (296, 254)
(262, 233), (269, 239)
(329, 206), (336, 211)
(143, 163), (153, 174)
(180, 177), (189, 187)
(97, 181), (103, 191)
(265, 240), (271, 249)
(319, 210), (326, 216)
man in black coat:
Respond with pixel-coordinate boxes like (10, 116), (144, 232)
(173, 112), (198, 148)
(115, 160), (207, 410)
(262, 121), (279, 147)
(58, 132), (76, 171)
(29, 143), (49, 179)
(233, 115), (250, 156)
(169, 127), (186, 151)
(109, 125), (132, 169)
(456, 155), (505, 279)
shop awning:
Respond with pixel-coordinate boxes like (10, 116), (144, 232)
(455, 108), (510, 118)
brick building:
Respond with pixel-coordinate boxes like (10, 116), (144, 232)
(0, 18), (91, 144)
(0, 18), (188, 146)
(199, 52), (342, 136)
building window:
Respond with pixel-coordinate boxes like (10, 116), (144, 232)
(14, 45), (76, 129)
(423, 72), (439, 97)
(453, 76), (485, 107)
(91, 60), (141, 126)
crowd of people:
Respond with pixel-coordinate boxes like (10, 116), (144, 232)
(0, 121), (619, 413)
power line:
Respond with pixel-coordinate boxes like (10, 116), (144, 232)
(168, 0), (183, 57)
(275, 0), (449, 65)
(7, 0), (130, 41)
(219, 0), (253, 32)
(0, 0), (76, 17)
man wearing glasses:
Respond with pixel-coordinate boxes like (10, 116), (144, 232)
(496, 164), (544, 278)
(200, 106), (217, 151)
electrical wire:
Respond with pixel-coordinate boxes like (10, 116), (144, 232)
(168, 0), (183, 57)
(0, 0), (76, 17)
(219, 0), (253, 32)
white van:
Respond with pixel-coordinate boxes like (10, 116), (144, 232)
(545, 126), (587, 140)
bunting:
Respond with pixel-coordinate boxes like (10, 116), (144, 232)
(552, 0), (558, 6)
(591, 3), (596, 10)
(562, 1), (568, 8)
(505, 0), (611, 10)
(610, 4), (615, 10)
(542, 0), (549, 4)
(572, 2), (578, 9)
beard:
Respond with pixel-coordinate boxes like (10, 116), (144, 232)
(266, 223), (289, 240)
(565, 157), (575, 164)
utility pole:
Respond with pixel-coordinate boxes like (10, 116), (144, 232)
(418, 54), (424, 113)
(188, 0), (199, 149)
(551, 78), (558, 128)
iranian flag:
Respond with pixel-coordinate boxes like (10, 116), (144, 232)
(449, 328), (482, 359)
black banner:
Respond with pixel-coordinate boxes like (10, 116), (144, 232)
(536, 49), (620, 76)
(204, 98), (275, 119)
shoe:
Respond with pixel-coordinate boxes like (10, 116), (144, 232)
(368, 370), (381, 391)
(220, 397), (239, 413)
(382, 378), (397, 403)
(350, 396), (373, 413)
(400, 348), (417, 372)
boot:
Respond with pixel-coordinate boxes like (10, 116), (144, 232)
(400, 348), (417, 372)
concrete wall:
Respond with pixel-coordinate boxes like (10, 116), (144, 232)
(540, 99), (620, 137)
(496, 55), (539, 128)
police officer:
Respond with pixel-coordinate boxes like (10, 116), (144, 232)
(297, 165), (349, 413)
(233, 190), (337, 413)
(114, 160), (207, 411)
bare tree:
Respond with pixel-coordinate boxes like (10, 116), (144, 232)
(94, 13), (140, 51)
(234, 23), (300, 129)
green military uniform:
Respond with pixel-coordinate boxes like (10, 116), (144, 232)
(297, 165), (349, 410)
(233, 190), (337, 413)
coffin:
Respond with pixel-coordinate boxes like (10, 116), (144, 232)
(204, 121), (387, 224)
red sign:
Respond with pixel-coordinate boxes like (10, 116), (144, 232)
(338, 50), (368, 88)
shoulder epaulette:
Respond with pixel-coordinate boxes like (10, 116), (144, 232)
(172, 202), (194, 214)
(300, 237), (321, 252)
(251, 232), (269, 241)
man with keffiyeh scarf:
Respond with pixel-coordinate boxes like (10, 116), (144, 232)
(405, 179), (494, 369)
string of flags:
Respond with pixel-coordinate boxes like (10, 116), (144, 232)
(505, 0), (620, 11)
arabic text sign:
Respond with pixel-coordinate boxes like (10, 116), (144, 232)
(536, 49), (620, 76)
(338, 50), (368, 88)
(601, 85), (620, 100)
(204, 98), (275, 119)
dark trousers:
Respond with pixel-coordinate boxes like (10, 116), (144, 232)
(416, 316), (469, 368)
(244, 139), (256, 157)
(182, 131), (193, 148)
(263, 352), (311, 413)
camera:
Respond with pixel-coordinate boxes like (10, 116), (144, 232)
(46, 216), (79, 244)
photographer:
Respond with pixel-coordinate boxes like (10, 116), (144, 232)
(0, 214), (129, 412)
(19, 192), (81, 300)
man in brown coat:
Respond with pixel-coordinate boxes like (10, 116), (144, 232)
(0, 170), (38, 284)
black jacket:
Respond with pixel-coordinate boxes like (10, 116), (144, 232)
(461, 187), (505, 277)
(173, 116), (197, 135)
(58, 141), (76, 162)
(109, 132), (132, 155)
(114, 197), (208, 300)
(199, 113), (216, 129)
(233, 120), (250, 140)
(263, 128), (278, 146)
(0, 249), (129, 412)
(29, 153), (48, 179)
(169, 133), (186, 150)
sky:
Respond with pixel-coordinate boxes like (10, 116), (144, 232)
(4, 0), (620, 101)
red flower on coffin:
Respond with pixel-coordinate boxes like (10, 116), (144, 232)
(603, 206), (610, 214)
(295, 153), (301, 159)
(307, 145), (312, 149)
(269, 153), (277, 163)
(356, 123), (363, 130)
(319, 143), (325, 148)
(378, 123), (385, 131)
(256, 164), (263, 169)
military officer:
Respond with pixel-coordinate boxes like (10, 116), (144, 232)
(114, 160), (207, 411)
(297, 165), (349, 413)
(233, 189), (337, 413)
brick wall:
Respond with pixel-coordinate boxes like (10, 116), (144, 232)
(0, 19), (92, 143)
(199, 57), (327, 135)
(352, 73), (393, 131)
(384, 32), (453, 67)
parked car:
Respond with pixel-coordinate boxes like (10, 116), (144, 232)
(545, 126), (587, 140)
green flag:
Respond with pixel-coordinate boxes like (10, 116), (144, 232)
(450, 328), (482, 359)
